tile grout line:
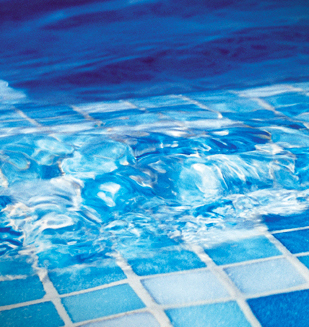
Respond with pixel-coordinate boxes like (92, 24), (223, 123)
(189, 244), (262, 327)
(13, 107), (42, 127)
(71, 105), (103, 126)
(37, 268), (74, 327)
(271, 225), (309, 234)
(114, 252), (174, 327)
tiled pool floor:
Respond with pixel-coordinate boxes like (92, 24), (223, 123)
(1, 82), (309, 326)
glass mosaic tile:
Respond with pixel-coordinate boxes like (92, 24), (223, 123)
(0, 256), (34, 276)
(298, 255), (309, 269)
(274, 229), (309, 254)
(262, 211), (309, 231)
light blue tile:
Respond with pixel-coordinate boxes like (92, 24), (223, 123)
(81, 312), (160, 327)
(0, 275), (45, 306)
(128, 95), (190, 108)
(225, 258), (306, 295)
(142, 270), (229, 305)
(77, 101), (134, 113)
(0, 255), (34, 276)
(166, 302), (251, 327)
(48, 261), (127, 294)
(0, 302), (64, 327)
(298, 255), (309, 269)
(205, 236), (281, 265)
(62, 284), (145, 323)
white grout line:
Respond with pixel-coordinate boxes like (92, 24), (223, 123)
(114, 252), (173, 327)
(189, 244), (262, 327)
(71, 105), (103, 126)
(271, 225), (309, 234)
(13, 108), (41, 127)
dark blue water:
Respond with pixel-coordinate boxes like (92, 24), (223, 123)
(1, 0), (309, 103)
(0, 0), (309, 269)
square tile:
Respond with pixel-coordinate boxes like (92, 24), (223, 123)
(128, 249), (205, 276)
(298, 255), (309, 269)
(128, 95), (189, 109)
(0, 255), (34, 276)
(248, 289), (309, 327)
(205, 236), (281, 265)
(77, 101), (134, 113)
(274, 229), (309, 254)
(81, 312), (160, 327)
(262, 211), (309, 231)
(0, 302), (64, 327)
(225, 258), (306, 295)
(142, 270), (229, 305)
(166, 302), (251, 327)
(62, 284), (145, 322)
(0, 275), (45, 306)
(48, 261), (127, 294)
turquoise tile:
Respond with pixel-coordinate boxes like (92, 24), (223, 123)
(128, 249), (205, 276)
(62, 284), (145, 322)
(0, 302), (64, 327)
(205, 236), (281, 265)
(262, 211), (309, 231)
(142, 270), (229, 305)
(49, 261), (127, 294)
(298, 255), (309, 269)
(0, 255), (34, 276)
(81, 312), (160, 327)
(0, 275), (45, 306)
(248, 290), (309, 327)
(225, 258), (306, 295)
(166, 302), (251, 327)
(128, 95), (189, 108)
(274, 229), (309, 254)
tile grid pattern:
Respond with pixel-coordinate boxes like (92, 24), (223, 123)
(0, 82), (309, 326)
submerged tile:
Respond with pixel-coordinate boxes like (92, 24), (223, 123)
(128, 95), (190, 109)
(48, 261), (126, 294)
(82, 312), (160, 327)
(128, 249), (205, 276)
(298, 255), (309, 269)
(248, 289), (309, 327)
(262, 211), (309, 231)
(142, 270), (229, 305)
(205, 236), (281, 265)
(0, 275), (45, 306)
(0, 302), (64, 327)
(0, 255), (34, 276)
(166, 301), (251, 327)
(274, 229), (309, 254)
(225, 258), (306, 295)
(62, 284), (145, 322)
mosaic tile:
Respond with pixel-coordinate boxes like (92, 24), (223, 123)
(62, 284), (145, 322)
(274, 229), (309, 254)
(166, 301), (251, 327)
(142, 270), (229, 305)
(128, 95), (190, 109)
(298, 255), (309, 269)
(38, 115), (86, 126)
(262, 211), (309, 231)
(128, 249), (205, 276)
(0, 255), (34, 276)
(205, 236), (281, 265)
(0, 275), (45, 306)
(225, 258), (306, 295)
(248, 289), (309, 327)
(0, 120), (33, 128)
(82, 312), (160, 327)
(77, 101), (134, 113)
(0, 302), (64, 327)
(48, 261), (127, 294)
(237, 84), (293, 97)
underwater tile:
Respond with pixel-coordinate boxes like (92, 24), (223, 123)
(274, 229), (309, 254)
(77, 100), (134, 113)
(128, 249), (205, 276)
(48, 261), (127, 294)
(225, 258), (306, 295)
(0, 120), (33, 128)
(298, 255), (309, 269)
(37, 115), (86, 126)
(128, 95), (190, 109)
(142, 270), (229, 305)
(81, 312), (160, 327)
(166, 301), (251, 327)
(62, 284), (145, 322)
(0, 255), (34, 276)
(0, 302), (64, 327)
(205, 236), (281, 265)
(237, 84), (293, 97)
(262, 211), (309, 231)
(248, 289), (309, 327)
(0, 275), (45, 306)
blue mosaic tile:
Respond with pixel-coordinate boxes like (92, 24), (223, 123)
(248, 289), (309, 327)
(21, 105), (76, 119)
(0, 110), (23, 120)
(0, 302), (64, 327)
(298, 255), (309, 269)
(142, 270), (229, 305)
(48, 261), (127, 294)
(0, 275), (45, 306)
(37, 115), (86, 126)
(225, 258), (306, 295)
(0, 255), (34, 276)
(82, 312), (160, 327)
(166, 301), (251, 327)
(274, 229), (309, 254)
(128, 249), (205, 276)
(128, 95), (190, 109)
(262, 211), (309, 231)
(0, 120), (33, 128)
(62, 284), (145, 323)
(77, 101), (134, 113)
(205, 236), (281, 265)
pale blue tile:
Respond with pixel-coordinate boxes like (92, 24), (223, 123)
(142, 270), (229, 305)
(128, 95), (189, 108)
(0, 255), (34, 276)
(0, 302), (64, 327)
(166, 302), (251, 327)
(225, 258), (306, 295)
(82, 312), (160, 327)
(62, 284), (145, 322)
